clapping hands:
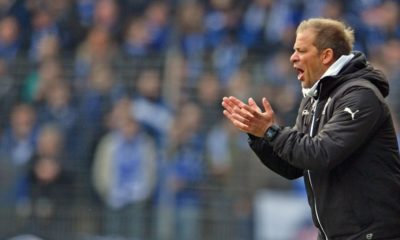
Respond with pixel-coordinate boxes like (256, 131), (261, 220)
(221, 96), (276, 137)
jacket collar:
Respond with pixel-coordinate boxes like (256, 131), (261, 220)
(302, 53), (355, 98)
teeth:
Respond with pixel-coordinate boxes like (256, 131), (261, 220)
(297, 71), (304, 80)
(294, 67), (303, 80)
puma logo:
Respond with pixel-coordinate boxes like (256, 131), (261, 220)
(344, 107), (359, 120)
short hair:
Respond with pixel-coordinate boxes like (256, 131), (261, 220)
(296, 18), (355, 60)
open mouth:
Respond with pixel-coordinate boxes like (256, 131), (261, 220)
(294, 67), (304, 80)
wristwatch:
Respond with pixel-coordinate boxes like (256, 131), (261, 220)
(264, 124), (280, 142)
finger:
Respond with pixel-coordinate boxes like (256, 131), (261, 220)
(222, 97), (236, 113)
(223, 109), (234, 120)
(221, 101), (232, 113)
(223, 110), (250, 132)
(223, 102), (254, 127)
(224, 108), (246, 122)
(223, 96), (243, 110)
(225, 107), (267, 136)
(223, 109), (239, 125)
(248, 98), (261, 112)
(228, 96), (260, 117)
(228, 96), (247, 108)
(232, 104), (254, 119)
(229, 107), (252, 125)
(238, 101), (263, 118)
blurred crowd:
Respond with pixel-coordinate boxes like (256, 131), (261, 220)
(1, 0), (400, 239)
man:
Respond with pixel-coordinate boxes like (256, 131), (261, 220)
(222, 18), (400, 239)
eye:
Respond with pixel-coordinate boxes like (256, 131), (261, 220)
(294, 48), (305, 54)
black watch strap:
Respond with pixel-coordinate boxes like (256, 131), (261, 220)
(264, 124), (280, 142)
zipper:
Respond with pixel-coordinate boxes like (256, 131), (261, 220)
(308, 98), (329, 240)
(307, 170), (328, 239)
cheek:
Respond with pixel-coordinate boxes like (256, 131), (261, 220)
(307, 62), (319, 76)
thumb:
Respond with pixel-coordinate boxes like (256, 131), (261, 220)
(262, 97), (273, 113)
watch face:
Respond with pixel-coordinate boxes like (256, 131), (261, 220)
(267, 130), (274, 138)
(265, 125), (279, 141)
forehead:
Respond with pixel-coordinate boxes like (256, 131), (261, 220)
(294, 29), (316, 48)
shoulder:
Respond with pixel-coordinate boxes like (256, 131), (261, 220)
(330, 84), (387, 125)
(327, 78), (383, 103)
(321, 80), (388, 123)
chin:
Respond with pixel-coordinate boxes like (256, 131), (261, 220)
(301, 81), (312, 88)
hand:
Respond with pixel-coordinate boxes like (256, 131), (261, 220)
(221, 96), (276, 137)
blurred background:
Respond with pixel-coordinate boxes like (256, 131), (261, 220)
(0, 0), (400, 239)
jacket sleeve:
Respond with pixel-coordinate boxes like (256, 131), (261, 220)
(248, 134), (303, 179)
(271, 86), (385, 170)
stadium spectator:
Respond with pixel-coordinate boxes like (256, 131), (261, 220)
(25, 124), (74, 240)
(155, 102), (205, 240)
(191, 72), (222, 134)
(203, 0), (239, 49)
(205, 118), (272, 240)
(131, 68), (173, 148)
(75, 0), (95, 28)
(28, 8), (60, 62)
(238, 0), (272, 50)
(143, 1), (170, 53)
(92, 99), (157, 239)
(212, 32), (247, 86)
(0, 16), (21, 62)
(122, 16), (152, 58)
(74, 26), (118, 90)
(21, 58), (63, 104)
(0, 104), (39, 235)
(92, 0), (121, 38)
(35, 80), (80, 172)
(0, 103), (38, 172)
(77, 63), (126, 158)
(175, 0), (206, 85)
(34, 35), (61, 64)
(0, 58), (19, 131)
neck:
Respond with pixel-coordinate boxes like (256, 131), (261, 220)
(302, 53), (355, 98)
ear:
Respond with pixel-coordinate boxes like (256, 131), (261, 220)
(321, 48), (334, 65)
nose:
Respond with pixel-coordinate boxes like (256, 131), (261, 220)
(290, 52), (298, 63)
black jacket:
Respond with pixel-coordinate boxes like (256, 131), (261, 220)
(249, 52), (400, 239)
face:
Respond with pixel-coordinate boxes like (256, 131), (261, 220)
(290, 29), (328, 88)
